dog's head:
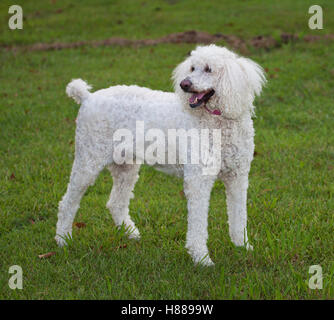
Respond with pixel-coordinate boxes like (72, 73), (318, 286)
(172, 44), (266, 119)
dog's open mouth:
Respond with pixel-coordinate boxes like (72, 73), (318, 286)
(189, 89), (215, 108)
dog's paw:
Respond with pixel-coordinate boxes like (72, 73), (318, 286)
(192, 253), (214, 267)
(186, 245), (214, 267)
(245, 242), (253, 251)
(127, 227), (141, 240)
(231, 238), (253, 251)
(55, 234), (68, 247)
(198, 255), (215, 267)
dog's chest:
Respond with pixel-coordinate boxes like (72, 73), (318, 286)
(218, 118), (255, 176)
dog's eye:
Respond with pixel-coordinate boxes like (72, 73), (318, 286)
(204, 66), (211, 73)
(190, 66), (195, 72)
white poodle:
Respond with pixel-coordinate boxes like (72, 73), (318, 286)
(55, 44), (266, 266)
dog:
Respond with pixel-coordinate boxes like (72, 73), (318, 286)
(55, 44), (266, 266)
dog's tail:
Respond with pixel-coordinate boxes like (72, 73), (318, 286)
(66, 79), (92, 104)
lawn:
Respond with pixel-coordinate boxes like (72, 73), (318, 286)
(0, 0), (334, 299)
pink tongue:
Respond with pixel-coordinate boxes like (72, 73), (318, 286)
(189, 92), (207, 104)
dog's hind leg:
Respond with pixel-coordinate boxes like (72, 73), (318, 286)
(107, 163), (141, 240)
(224, 174), (253, 250)
(55, 157), (103, 247)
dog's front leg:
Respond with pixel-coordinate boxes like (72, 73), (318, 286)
(224, 174), (253, 250)
(184, 167), (216, 266)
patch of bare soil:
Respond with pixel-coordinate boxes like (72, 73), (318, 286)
(1, 30), (333, 54)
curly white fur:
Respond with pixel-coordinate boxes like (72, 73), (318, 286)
(55, 45), (266, 266)
(66, 79), (92, 104)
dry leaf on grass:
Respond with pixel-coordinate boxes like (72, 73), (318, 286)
(38, 252), (56, 259)
(113, 244), (127, 250)
(74, 222), (86, 228)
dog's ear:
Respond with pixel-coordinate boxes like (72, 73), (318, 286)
(237, 57), (266, 99)
(215, 58), (250, 119)
(215, 56), (266, 119)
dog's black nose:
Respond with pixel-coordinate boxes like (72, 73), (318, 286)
(180, 78), (192, 92)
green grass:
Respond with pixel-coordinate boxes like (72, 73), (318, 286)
(1, 0), (334, 299)
(1, 0), (333, 45)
